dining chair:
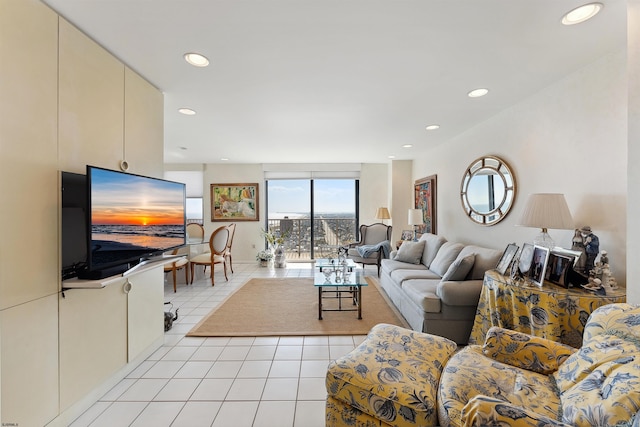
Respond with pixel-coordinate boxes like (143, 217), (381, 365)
(186, 223), (205, 242)
(189, 225), (230, 286)
(164, 247), (190, 292)
(225, 223), (237, 273)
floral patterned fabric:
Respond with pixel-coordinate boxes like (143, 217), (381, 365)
(326, 304), (640, 427)
(470, 270), (626, 348)
(461, 395), (571, 426)
(553, 303), (640, 426)
(482, 326), (576, 375)
(437, 345), (562, 427)
(326, 323), (457, 427)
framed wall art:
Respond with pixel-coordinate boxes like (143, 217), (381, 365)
(211, 183), (259, 221)
(414, 175), (437, 235)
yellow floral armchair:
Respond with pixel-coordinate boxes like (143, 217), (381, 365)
(326, 303), (640, 427)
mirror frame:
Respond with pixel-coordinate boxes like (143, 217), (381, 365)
(460, 155), (516, 226)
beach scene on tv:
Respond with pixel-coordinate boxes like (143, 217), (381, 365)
(90, 168), (185, 267)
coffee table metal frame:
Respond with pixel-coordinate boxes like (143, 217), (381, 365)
(314, 258), (357, 272)
(314, 271), (367, 320)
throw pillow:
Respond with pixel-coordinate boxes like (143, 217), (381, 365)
(394, 240), (425, 264)
(429, 242), (464, 277)
(441, 253), (475, 281)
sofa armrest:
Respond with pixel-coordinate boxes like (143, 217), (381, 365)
(482, 327), (576, 375)
(461, 395), (571, 427)
(436, 279), (483, 306)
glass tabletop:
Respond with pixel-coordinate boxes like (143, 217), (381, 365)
(314, 271), (367, 287)
(315, 258), (357, 268)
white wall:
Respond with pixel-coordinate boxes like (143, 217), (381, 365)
(414, 50), (628, 286)
(359, 163), (389, 226)
(628, 0), (640, 303)
(198, 163), (388, 262)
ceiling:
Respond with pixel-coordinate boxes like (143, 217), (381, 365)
(43, 0), (626, 165)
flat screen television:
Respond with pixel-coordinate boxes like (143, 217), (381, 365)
(61, 171), (88, 280)
(79, 165), (186, 279)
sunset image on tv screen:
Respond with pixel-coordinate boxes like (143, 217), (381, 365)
(89, 167), (186, 266)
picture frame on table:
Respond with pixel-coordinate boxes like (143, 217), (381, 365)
(496, 243), (519, 275)
(545, 252), (574, 288)
(518, 242), (535, 275)
(211, 183), (259, 221)
(414, 175), (437, 235)
(401, 230), (414, 241)
(530, 245), (550, 286)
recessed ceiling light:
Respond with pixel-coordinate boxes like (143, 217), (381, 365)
(184, 52), (209, 67)
(221, 158), (229, 161)
(425, 124), (440, 131)
(402, 144), (413, 148)
(388, 155), (396, 159)
(562, 3), (603, 25)
(178, 108), (196, 115)
(468, 88), (489, 98)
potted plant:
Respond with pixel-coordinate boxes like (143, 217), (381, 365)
(256, 250), (273, 267)
(261, 227), (290, 268)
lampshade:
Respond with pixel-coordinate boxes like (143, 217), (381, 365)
(408, 209), (424, 226)
(376, 207), (391, 220)
(517, 193), (574, 248)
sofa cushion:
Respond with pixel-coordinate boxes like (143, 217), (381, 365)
(390, 268), (442, 284)
(402, 279), (441, 313)
(441, 253), (475, 281)
(326, 324), (457, 427)
(429, 242), (464, 277)
(381, 258), (428, 276)
(394, 240), (425, 264)
(458, 245), (502, 280)
(418, 233), (447, 268)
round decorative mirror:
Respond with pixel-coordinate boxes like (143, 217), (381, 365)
(460, 155), (516, 226)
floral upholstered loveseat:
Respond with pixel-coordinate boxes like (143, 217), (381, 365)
(326, 303), (640, 426)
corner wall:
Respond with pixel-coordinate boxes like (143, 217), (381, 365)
(414, 50), (628, 286)
(628, 0), (640, 303)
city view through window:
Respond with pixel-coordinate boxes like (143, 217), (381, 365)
(266, 179), (358, 260)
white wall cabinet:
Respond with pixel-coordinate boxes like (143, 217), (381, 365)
(59, 266), (164, 414)
(1, 1), (165, 425)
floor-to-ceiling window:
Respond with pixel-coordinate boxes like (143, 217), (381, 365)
(266, 179), (358, 260)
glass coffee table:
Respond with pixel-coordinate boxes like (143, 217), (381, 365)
(314, 271), (367, 320)
(315, 258), (357, 272)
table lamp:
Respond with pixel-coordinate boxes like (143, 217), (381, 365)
(408, 208), (424, 241)
(376, 207), (391, 224)
(516, 193), (574, 249)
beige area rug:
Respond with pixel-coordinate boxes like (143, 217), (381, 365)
(186, 276), (409, 336)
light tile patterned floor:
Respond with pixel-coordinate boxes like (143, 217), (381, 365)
(70, 262), (373, 427)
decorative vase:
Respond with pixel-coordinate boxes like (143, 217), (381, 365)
(259, 260), (268, 267)
(273, 246), (286, 268)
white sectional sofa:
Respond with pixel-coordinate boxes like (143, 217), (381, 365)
(379, 233), (502, 344)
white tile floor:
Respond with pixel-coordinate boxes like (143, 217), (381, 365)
(70, 262), (373, 427)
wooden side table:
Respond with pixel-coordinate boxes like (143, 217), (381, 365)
(469, 270), (626, 348)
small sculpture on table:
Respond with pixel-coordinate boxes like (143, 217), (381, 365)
(580, 226), (599, 274)
(593, 249), (618, 294)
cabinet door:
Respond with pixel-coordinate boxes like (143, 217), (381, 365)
(127, 267), (164, 361)
(59, 282), (127, 411)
